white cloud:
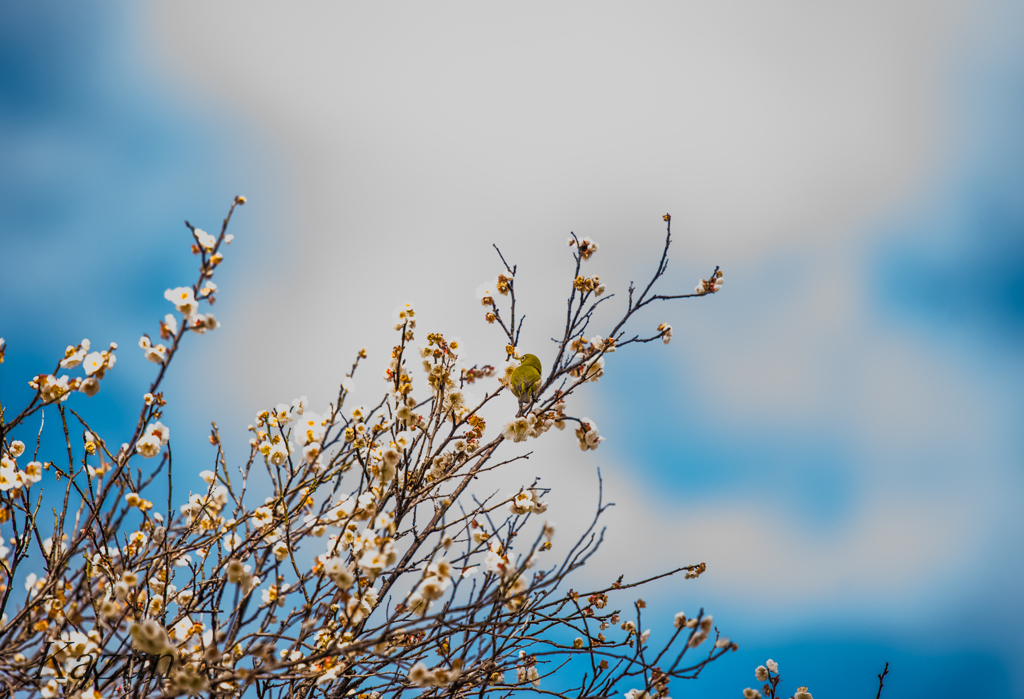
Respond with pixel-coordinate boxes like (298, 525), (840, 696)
(142, 0), (1023, 625)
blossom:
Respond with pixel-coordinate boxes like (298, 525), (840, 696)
(136, 421), (170, 459)
(357, 541), (397, 578)
(394, 303), (416, 330)
(687, 631), (708, 648)
(20, 462), (41, 483)
(135, 435), (159, 458)
(766, 658), (778, 673)
(408, 662), (431, 687)
(165, 287), (198, 317)
(657, 322), (672, 344)
(171, 616), (194, 642)
(673, 611), (687, 629)
(571, 353), (604, 382)
(743, 690), (762, 699)
(59, 342), (88, 368)
(379, 447), (401, 481)
(293, 411), (327, 445)
(130, 619), (175, 657)
(33, 374), (71, 403)
(755, 665), (769, 681)
(415, 576), (449, 602)
(475, 279), (501, 306)
(8, 441), (24, 458)
(442, 389), (464, 414)
(163, 313), (179, 337)
(79, 377), (100, 396)
(150, 422), (170, 445)
(267, 442), (290, 467)
(502, 417), (531, 443)
(794, 687), (813, 699)
(170, 662), (210, 695)
(226, 560), (255, 592)
(194, 228), (217, 251)
(189, 313), (220, 334)
(322, 557), (355, 588)
(394, 430), (414, 451)
(509, 490), (535, 515)
(694, 269), (724, 295)
(262, 584), (284, 607)
(345, 586), (379, 623)
(577, 237), (598, 259)
(82, 352), (105, 376)
(0, 460), (22, 492)
(575, 419), (604, 451)
(139, 335), (168, 364)
(303, 442), (321, 464)
(272, 540), (290, 561)
(568, 236), (599, 260)
(484, 542), (510, 578)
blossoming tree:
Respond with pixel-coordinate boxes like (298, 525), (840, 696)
(0, 198), (821, 699)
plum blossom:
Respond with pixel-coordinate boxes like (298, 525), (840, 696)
(194, 229), (217, 251)
(502, 417), (531, 443)
(136, 421), (170, 458)
(575, 419), (604, 451)
(139, 335), (168, 364)
(165, 286), (199, 318)
(0, 459), (22, 492)
(189, 312), (220, 334)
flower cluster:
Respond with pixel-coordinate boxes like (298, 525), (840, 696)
(501, 404), (566, 444)
(575, 418), (604, 451)
(408, 659), (464, 687)
(477, 274), (513, 306)
(135, 420), (170, 458)
(0, 205), (740, 699)
(0, 442), (43, 492)
(516, 650), (541, 687)
(568, 235), (599, 260)
(28, 338), (118, 401)
(406, 557), (455, 617)
(573, 274), (606, 295)
(508, 487), (548, 515)
(163, 286), (220, 335)
(746, 658), (812, 699)
(461, 364), (497, 383)
(694, 269), (724, 295)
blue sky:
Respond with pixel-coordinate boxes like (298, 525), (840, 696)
(2, 2), (1023, 697)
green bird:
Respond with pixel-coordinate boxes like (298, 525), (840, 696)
(510, 354), (543, 407)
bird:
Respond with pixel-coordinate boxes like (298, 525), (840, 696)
(509, 354), (543, 407)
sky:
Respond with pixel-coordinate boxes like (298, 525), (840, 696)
(2, 1), (1023, 697)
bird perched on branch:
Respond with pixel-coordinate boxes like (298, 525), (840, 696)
(510, 354), (542, 407)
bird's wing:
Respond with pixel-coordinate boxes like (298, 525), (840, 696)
(512, 367), (541, 397)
